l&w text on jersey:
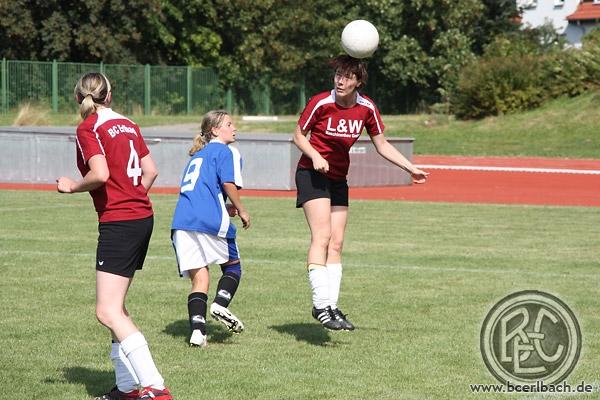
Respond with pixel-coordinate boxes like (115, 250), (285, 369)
(325, 117), (363, 138)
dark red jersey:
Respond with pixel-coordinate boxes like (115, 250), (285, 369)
(76, 108), (153, 222)
(297, 90), (384, 180)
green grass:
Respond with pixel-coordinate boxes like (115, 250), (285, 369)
(2, 92), (600, 158)
(1, 190), (599, 399)
(394, 94), (600, 158)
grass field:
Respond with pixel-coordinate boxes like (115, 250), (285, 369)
(2, 92), (600, 158)
(1, 190), (599, 399)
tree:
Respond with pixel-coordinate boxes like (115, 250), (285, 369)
(346, 0), (519, 111)
(472, 0), (520, 53)
(0, 0), (168, 64)
(0, 0), (521, 112)
(0, 0), (38, 60)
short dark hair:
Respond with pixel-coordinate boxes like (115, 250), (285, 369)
(329, 55), (368, 87)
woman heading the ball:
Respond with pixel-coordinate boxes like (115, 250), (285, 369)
(57, 72), (172, 400)
(293, 55), (428, 331)
(171, 110), (250, 347)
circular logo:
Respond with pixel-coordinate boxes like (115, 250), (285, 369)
(480, 290), (581, 385)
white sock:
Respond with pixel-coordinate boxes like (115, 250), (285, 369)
(308, 264), (330, 309)
(326, 263), (342, 309)
(111, 342), (139, 392)
(120, 331), (165, 390)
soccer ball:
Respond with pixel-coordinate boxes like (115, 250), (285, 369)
(340, 20), (379, 59)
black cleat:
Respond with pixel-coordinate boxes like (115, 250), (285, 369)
(332, 307), (355, 331)
(312, 306), (343, 330)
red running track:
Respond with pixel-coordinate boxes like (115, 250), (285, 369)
(339, 156), (600, 207)
(236, 156), (600, 207)
(3, 156), (599, 207)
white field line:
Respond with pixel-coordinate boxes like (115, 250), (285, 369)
(0, 250), (597, 279)
(0, 204), (88, 212)
(415, 164), (600, 175)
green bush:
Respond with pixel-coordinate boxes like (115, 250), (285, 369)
(451, 55), (544, 119)
(578, 27), (600, 87)
(539, 51), (587, 98)
(450, 26), (592, 119)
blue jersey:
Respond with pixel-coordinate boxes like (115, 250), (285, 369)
(171, 140), (243, 238)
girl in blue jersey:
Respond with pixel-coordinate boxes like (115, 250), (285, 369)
(171, 110), (250, 347)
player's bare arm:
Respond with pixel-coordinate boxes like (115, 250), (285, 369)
(370, 133), (429, 184)
(140, 154), (159, 192)
(292, 125), (329, 173)
(57, 154), (109, 193)
(223, 182), (250, 229)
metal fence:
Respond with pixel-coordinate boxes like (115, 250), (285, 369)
(0, 59), (308, 116)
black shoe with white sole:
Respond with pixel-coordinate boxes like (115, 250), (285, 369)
(332, 307), (355, 331)
(312, 306), (343, 330)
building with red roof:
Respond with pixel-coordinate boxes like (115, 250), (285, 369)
(518, 0), (600, 47)
(567, 0), (600, 21)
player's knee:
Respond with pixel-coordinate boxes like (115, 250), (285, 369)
(95, 306), (119, 329)
(190, 266), (209, 285)
(328, 238), (344, 255)
(311, 231), (332, 249)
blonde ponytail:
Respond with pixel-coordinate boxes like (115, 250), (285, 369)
(188, 132), (209, 156)
(79, 95), (96, 121)
(188, 110), (229, 156)
(74, 72), (112, 119)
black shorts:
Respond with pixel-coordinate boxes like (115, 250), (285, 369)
(295, 168), (349, 208)
(96, 216), (153, 278)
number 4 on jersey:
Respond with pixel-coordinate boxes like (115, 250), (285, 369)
(127, 140), (142, 186)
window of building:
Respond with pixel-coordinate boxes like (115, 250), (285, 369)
(520, 0), (537, 9)
(554, 0), (564, 7)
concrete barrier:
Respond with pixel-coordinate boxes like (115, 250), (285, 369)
(0, 126), (414, 189)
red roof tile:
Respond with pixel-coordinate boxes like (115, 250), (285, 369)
(567, 2), (600, 21)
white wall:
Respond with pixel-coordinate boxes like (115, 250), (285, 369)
(518, 0), (581, 35)
(0, 127), (414, 189)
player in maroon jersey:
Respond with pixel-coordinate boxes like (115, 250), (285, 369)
(56, 72), (173, 400)
(293, 55), (429, 331)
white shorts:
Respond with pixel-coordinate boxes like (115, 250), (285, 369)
(172, 230), (240, 278)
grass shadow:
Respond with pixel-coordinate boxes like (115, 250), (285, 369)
(163, 319), (234, 344)
(61, 366), (114, 397)
(270, 323), (335, 346)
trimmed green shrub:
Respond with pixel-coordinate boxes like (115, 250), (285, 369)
(539, 51), (587, 98)
(451, 55), (544, 119)
(450, 26), (592, 119)
(578, 27), (600, 87)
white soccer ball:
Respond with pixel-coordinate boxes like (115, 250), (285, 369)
(341, 20), (379, 59)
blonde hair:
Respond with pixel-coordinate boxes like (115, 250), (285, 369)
(74, 72), (111, 120)
(189, 109), (229, 156)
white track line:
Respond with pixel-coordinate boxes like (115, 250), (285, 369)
(415, 164), (600, 175)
